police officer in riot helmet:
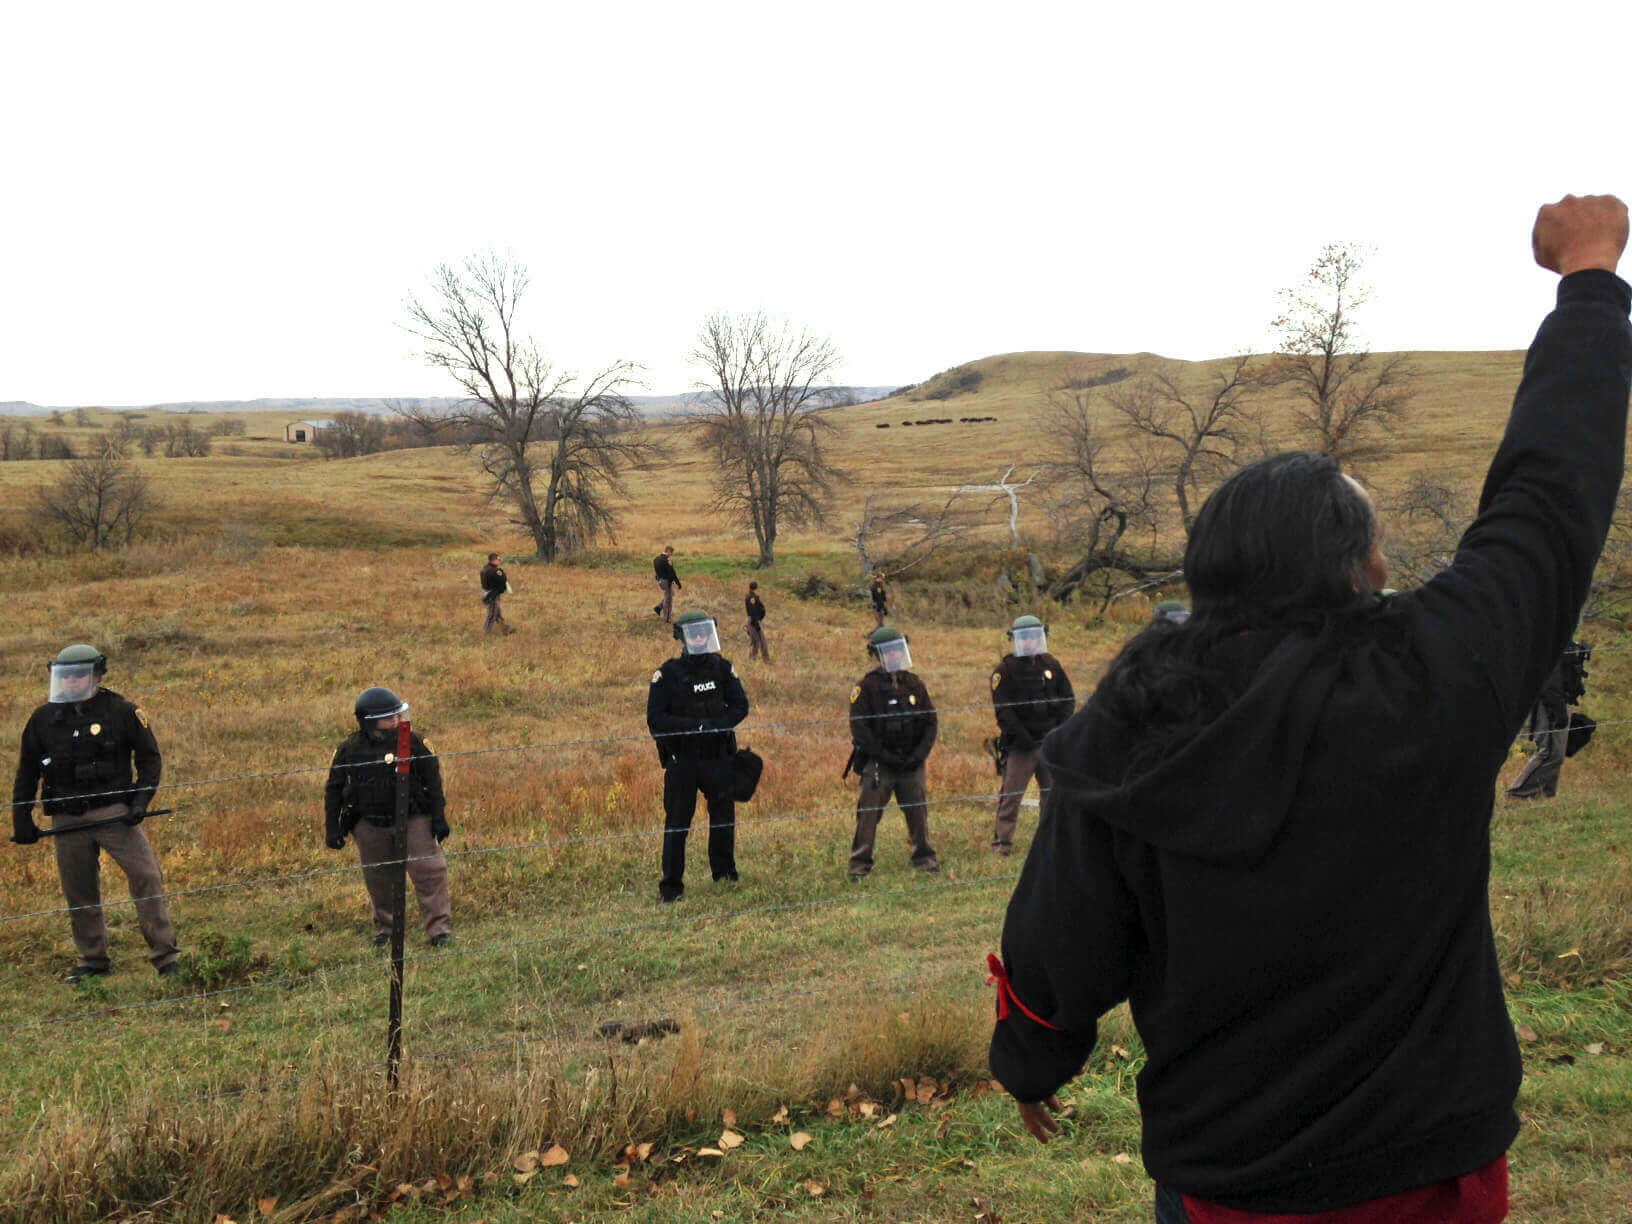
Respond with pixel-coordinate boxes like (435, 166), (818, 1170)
(844, 626), (939, 879)
(647, 610), (749, 903)
(988, 615), (1075, 855)
(324, 687), (453, 947)
(10, 644), (180, 983)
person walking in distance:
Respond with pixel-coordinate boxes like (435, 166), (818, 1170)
(870, 569), (889, 629)
(745, 581), (771, 663)
(988, 195), (1632, 1221)
(480, 552), (513, 635)
(324, 688), (453, 947)
(844, 626), (939, 880)
(647, 611), (749, 903)
(10, 644), (179, 983)
(989, 615), (1075, 856)
(653, 545), (681, 623)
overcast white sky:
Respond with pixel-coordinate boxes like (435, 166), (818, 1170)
(4, 1), (1629, 406)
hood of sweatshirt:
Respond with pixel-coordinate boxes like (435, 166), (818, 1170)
(1040, 624), (1347, 867)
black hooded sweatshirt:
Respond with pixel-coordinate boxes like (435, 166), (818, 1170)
(990, 270), (1632, 1213)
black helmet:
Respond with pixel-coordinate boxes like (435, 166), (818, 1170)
(355, 686), (408, 726)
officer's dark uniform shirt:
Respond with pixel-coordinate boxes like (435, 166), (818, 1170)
(654, 554), (680, 584)
(480, 562), (506, 597)
(324, 730), (447, 844)
(870, 578), (887, 611)
(849, 669), (936, 771)
(647, 654), (748, 766)
(991, 652), (1076, 752)
(12, 688), (160, 834)
(746, 593), (766, 624)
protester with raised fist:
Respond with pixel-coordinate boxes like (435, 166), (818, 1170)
(990, 194), (1631, 1222)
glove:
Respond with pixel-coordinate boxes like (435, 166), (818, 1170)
(11, 814), (40, 845)
(122, 804), (148, 827)
(432, 816), (451, 843)
(326, 834), (347, 851)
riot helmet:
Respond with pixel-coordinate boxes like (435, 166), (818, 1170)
(48, 643), (107, 704)
(867, 626), (912, 673)
(1153, 599), (1191, 625)
(355, 686), (409, 729)
(674, 610), (721, 656)
(1008, 614), (1047, 658)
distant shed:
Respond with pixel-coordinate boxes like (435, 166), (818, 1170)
(285, 419), (338, 443)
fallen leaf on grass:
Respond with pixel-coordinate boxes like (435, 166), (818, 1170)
(1110, 1044), (1131, 1060)
(1113, 1153), (1134, 1165)
(512, 1171), (537, 1186)
(434, 1171), (453, 1190)
(211, 1018), (232, 1032)
(804, 1180), (827, 1198)
(771, 1104), (789, 1125)
(970, 1080), (990, 1100)
(916, 1077), (936, 1104)
(1556, 947), (1582, 960)
(722, 1109), (737, 1127)
(877, 1114), (897, 1129)
(790, 1132), (813, 1151)
(697, 1147), (725, 1158)
(214, 1216), (238, 1224)
(719, 1129), (745, 1150)
(858, 1101), (879, 1118)
(514, 1151), (540, 1173)
(827, 1097), (844, 1118)
(539, 1144), (570, 1167)
(1517, 1026), (1539, 1043)
(563, 1173), (580, 1188)
(612, 1168), (631, 1189)
(1585, 1042), (1605, 1056)
(846, 1083), (862, 1102)
(898, 1077), (915, 1100)
(257, 1197), (278, 1215)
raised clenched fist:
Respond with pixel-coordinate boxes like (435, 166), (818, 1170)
(1533, 194), (1628, 277)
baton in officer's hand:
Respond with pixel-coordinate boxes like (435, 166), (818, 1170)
(36, 808), (176, 838)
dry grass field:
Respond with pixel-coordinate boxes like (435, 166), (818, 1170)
(0, 349), (1629, 1222)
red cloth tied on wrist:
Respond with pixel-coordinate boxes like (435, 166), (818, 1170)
(986, 953), (1062, 1030)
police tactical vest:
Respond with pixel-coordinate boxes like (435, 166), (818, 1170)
(41, 703), (124, 800)
(342, 733), (405, 820)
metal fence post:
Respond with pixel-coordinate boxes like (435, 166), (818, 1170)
(387, 718), (411, 1089)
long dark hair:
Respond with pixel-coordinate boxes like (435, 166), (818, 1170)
(1097, 452), (1380, 775)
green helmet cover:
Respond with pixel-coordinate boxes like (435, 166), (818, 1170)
(52, 643), (107, 672)
(1154, 601), (1187, 615)
(674, 610), (711, 627)
(1010, 614), (1043, 633)
(867, 625), (906, 648)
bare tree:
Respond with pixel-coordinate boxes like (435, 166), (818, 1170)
(162, 420), (214, 457)
(0, 420), (37, 461)
(403, 254), (660, 561)
(1268, 243), (1414, 467)
(313, 411), (386, 459)
(851, 489), (980, 579)
(1109, 355), (1259, 533)
(39, 445), (154, 550)
(1373, 471), (1468, 589)
(1040, 386), (1177, 608)
(951, 466), (1037, 546)
(692, 311), (843, 568)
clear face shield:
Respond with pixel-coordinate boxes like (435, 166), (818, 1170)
(363, 700), (410, 735)
(48, 662), (101, 704)
(1010, 626), (1047, 658)
(874, 637), (912, 673)
(680, 619), (722, 656)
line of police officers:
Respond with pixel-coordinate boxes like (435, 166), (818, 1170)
(10, 608), (1081, 979)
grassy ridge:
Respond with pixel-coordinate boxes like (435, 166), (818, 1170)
(1, 350), (1630, 1220)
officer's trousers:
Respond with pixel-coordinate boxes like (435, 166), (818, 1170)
(850, 762), (938, 877)
(993, 748), (1051, 852)
(1510, 699), (1568, 798)
(746, 620), (770, 661)
(660, 756), (736, 901)
(353, 817), (453, 939)
(655, 578), (676, 623)
(53, 803), (179, 972)
(873, 604), (886, 628)
(482, 593), (506, 632)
